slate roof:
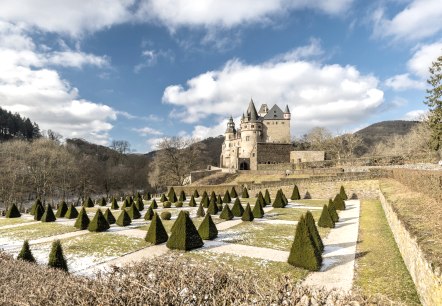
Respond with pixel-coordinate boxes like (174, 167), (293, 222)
(263, 104), (285, 120)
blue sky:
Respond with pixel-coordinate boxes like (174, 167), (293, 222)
(0, 0), (441, 152)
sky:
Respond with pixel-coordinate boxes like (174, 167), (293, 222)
(0, 0), (441, 153)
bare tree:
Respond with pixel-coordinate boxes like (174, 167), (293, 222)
(110, 140), (130, 154)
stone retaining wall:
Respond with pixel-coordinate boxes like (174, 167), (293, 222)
(379, 191), (442, 306)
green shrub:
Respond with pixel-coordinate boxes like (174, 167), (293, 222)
(303, 191), (312, 199)
(167, 211), (203, 251)
(223, 190), (231, 203)
(291, 185), (301, 200)
(104, 208), (116, 224)
(230, 187), (238, 198)
(41, 204), (56, 222)
(48, 240), (68, 272)
(241, 187), (249, 198)
(144, 207), (154, 220)
(339, 185), (348, 200)
(30, 198), (42, 215)
(145, 212), (168, 245)
(209, 191), (216, 204)
(17, 240), (35, 263)
(188, 195), (197, 207)
(160, 194), (167, 202)
(281, 190), (288, 206)
(252, 200), (264, 218)
(160, 211), (172, 220)
(150, 199), (158, 209)
(163, 201), (172, 208)
(201, 194), (209, 208)
(145, 192), (152, 200)
(65, 204), (78, 219)
(207, 197), (218, 215)
(272, 190), (285, 208)
(179, 190), (186, 202)
(193, 190), (199, 198)
(241, 203), (254, 221)
(219, 203), (234, 220)
(33, 203), (44, 221)
(305, 211), (324, 253)
(350, 192), (358, 200)
(121, 198), (130, 210)
(333, 194), (346, 210)
(83, 197), (94, 208)
(257, 191), (266, 207)
(128, 196), (134, 205)
(231, 198), (244, 217)
(328, 199), (339, 222)
(217, 203), (224, 211)
(135, 198), (144, 211)
(100, 197), (107, 206)
(6, 203), (21, 218)
(175, 201), (183, 208)
(318, 205), (335, 228)
(111, 197), (119, 210)
(88, 210), (110, 232)
(198, 214), (218, 240)
(116, 210), (132, 226)
(55, 201), (68, 218)
(201, 191), (208, 200)
(168, 188), (178, 203)
(74, 207), (90, 230)
(196, 203), (205, 217)
(288, 215), (322, 271)
(127, 204), (141, 220)
(264, 189), (271, 205)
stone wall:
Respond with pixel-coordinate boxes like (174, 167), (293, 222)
(256, 143), (292, 165)
(379, 191), (442, 306)
(290, 151), (325, 163)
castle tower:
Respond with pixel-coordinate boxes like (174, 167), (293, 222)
(283, 105), (291, 120)
(220, 116), (237, 169)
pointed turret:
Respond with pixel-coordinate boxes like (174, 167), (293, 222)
(283, 104), (291, 120)
(225, 116), (236, 133)
(247, 99), (259, 122)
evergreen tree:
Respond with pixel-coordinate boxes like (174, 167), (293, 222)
(241, 203), (254, 221)
(116, 210), (132, 227)
(339, 185), (348, 200)
(33, 203), (44, 221)
(424, 54), (442, 151)
(241, 187), (249, 198)
(198, 214), (218, 240)
(328, 199), (339, 222)
(318, 205), (335, 228)
(305, 211), (324, 253)
(193, 189), (199, 198)
(144, 207), (154, 220)
(111, 197), (119, 210)
(145, 212), (168, 245)
(74, 207), (90, 230)
(135, 197), (144, 211)
(41, 204), (56, 222)
(150, 198), (158, 209)
(48, 240), (68, 272)
(100, 197), (107, 206)
(127, 204), (141, 220)
(6, 203), (21, 218)
(17, 240), (35, 263)
(55, 201), (68, 218)
(231, 198), (244, 217)
(196, 203), (205, 217)
(30, 198), (42, 215)
(207, 197), (219, 215)
(104, 208), (116, 224)
(160, 194), (167, 202)
(65, 204), (78, 219)
(264, 189), (271, 206)
(333, 193), (346, 210)
(219, 203), (234, 220)
(230, 186), (238, 198)
(272, 190), (285, 208)
(291, 185), (301, 200)
(223, 190), (231, 203)
(252, 200), (264, 218)
(188, 195), (197, 207)
(88, 210), (110, 232)
(179, 190), (186, 202)
(288, 215), (322, 271)
(83, 197), (94, 208)
(166, 211), (203, 251)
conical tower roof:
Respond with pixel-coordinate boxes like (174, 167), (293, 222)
(284, 105), (290, 113)
(247, 99), (259, 122)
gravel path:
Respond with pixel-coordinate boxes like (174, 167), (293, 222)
(302, 200), (361, 292)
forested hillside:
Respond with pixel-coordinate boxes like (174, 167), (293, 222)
(0, 107), (40, 141)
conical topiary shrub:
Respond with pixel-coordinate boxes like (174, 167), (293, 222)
(217, 202), (224, 211)
(74, 207), (90, 230)
(111, 197), (119, 210)
(230, 187), (238, 198)
(340, 185), (348, 200)
(116, 210), (132, 227)
(145, 212), (168, 245)
(201, 191), (208, 200)
(318, 205), (335, 228)
(88, 209), (110, 232)
(219, 203), (234, 220)
(83, 197), (94, 208)
(272, 189), (285, 208)
(135, 198), (144, 211)
(65, 204), (78, 219)
(160, 194), (167, 202)
(144, 207), (154, 220)
(48, 240), (68, 272)
(241, 203), (254, 221)
(193, 189), (199, 198)
(100, 197), (107, 206)
(179, 190), (186, 202)
(188, 195), (197, 207)
(252, 200), (264, 218)
(328, 199), (339, 222)
(231, 198), (244, 217)
(41, 204), (56, 222)
(241, 187), (249, 198)
(30, 198), (42, 215)
(350, 193), (358, 200)
(198, 214), (218, 240)
(333, 193), (346, 210)
(291, 185), (301, 200)
(56, 201), (68, 218)
(33, 203), (44, 221)
(104, 208), (116, 224)
(305, 211), (324, 252)
(223, 190), (231, 203)
(201, 194), (209, 208)
(168, 188), (178, 203)
(207, 197), (219, 215)
(6, 203), (21, 218)
(264, 189), (271, 206)
(282, 190), (288, 206)
(166, 211), (203, 251)
(196, 203), (205, 217)
(127, 204), (141, 220)
(145, 192), (152, 200)
(128, 196), (134, 206)
(257, 191), (266, 207)
(288, 215), (322, 271)
(304, 191), (312, 199)
(150, 198), (158, 209)
(121, 198), (130, 210)
(17, 240), (35, 263)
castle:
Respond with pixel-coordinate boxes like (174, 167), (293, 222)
(220, 99), (293, 170)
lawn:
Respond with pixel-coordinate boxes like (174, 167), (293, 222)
(136, 215), (225, 233)
(0, 217), (32, 227)
(0, 222), (78, 241)
(266, 207), (323, 221)
(354, 199), (420, 305)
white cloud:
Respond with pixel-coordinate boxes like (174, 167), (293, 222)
(403, 109), (427, 121)
(385, 73), (425, 90)
(134, 49), (174, 73)
(191, 119), (230, 140)
(47, 50), (109, 68)
(133, 126), (163, 136)
(271, 38), (324, 62)
(372, 0), (442, 41)
(162, 50), (384, 134)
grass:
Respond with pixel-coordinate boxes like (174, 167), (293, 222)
(0, 222), (78, 240)
(231, 173), (311, 184)
(291, 199), (329, 206)
(0, 217), (32, 227)
(354, 199), (420, 305)
(136, 216), (225, 233)
(267, 207), (322, 221)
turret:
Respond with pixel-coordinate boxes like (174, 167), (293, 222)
(225, 116), (236, 140)
(283, 105), (291, 120)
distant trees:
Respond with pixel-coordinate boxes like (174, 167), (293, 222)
(0, 107), (40, 141)
(424, 54), (442, 154)
(110, 140), (131, 154)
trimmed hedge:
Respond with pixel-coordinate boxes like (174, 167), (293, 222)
(163, 201), (172, 208)
(196, 203), (205, 217)
(272, 189), (286, 208)
(188, 195), (197, 207)
(168, 188), (178, 203)
(55, 201), (68, 218)
(88, 210), (110, 232)
(100, 197), (107, 206)
(305, 211), (324, 252)
(127, 204), (141, 220)
(74, 207), (90, 230)
(230, 186), (238, 198)
(30, 198), (42, 216)
(318, 205), (335, 228)
(116, 210), (132, 227)
(135, 198), (144, 211)
(145, 212), (168, 245)
(17, 240), (35, 263)
(166, 211), (203, 251)
(264, 189), (271, 206)
(160, 194), (167, 202)
(175, 201), (183, 208)
(223, 190), (231, 203)
(83, 197), (94, 208)
(333, 194), (346, 210)
(65, 204), (78, 219)
(41, 204), (56, 222)
(241, 203), (254, 222)
(339, 185), (348, 200)
(304, 191), (312, 200)
(231, 198), (244, 217)
(252, 200), (264, 218)
(111, 197), (119, 210)
(241, 187), (249, 198)
(144, 207), (154, 220)
(291, 185), (301, 200)
(179, 190), (186, 202)
(121, 198), (130, 210)
(6, 203), (21, 218)
(160, 211), (172, 220)
(48, 240), (68, 272)
(197, 213), (218, 240)
(193, 189), (199, 198)
(201, 194), (209, 208)
(207, 197), (219, 215)
(219, 203), (234, 220)
(150, 199), (158, 209)
(328, 199), (339, 222)
(33, 203), (44, 221)
(104, 208), (116, 224)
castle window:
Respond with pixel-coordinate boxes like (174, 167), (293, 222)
(252, 153), (255, 157)
(246, 136), (250, 141)
(251, 125), (254, 128)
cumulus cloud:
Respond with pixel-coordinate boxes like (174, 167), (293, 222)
(133, 126), (163, 136)
(134, 49), (174, 73)
(403, 109), (427, 121)
(385, 73), (425, 90)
